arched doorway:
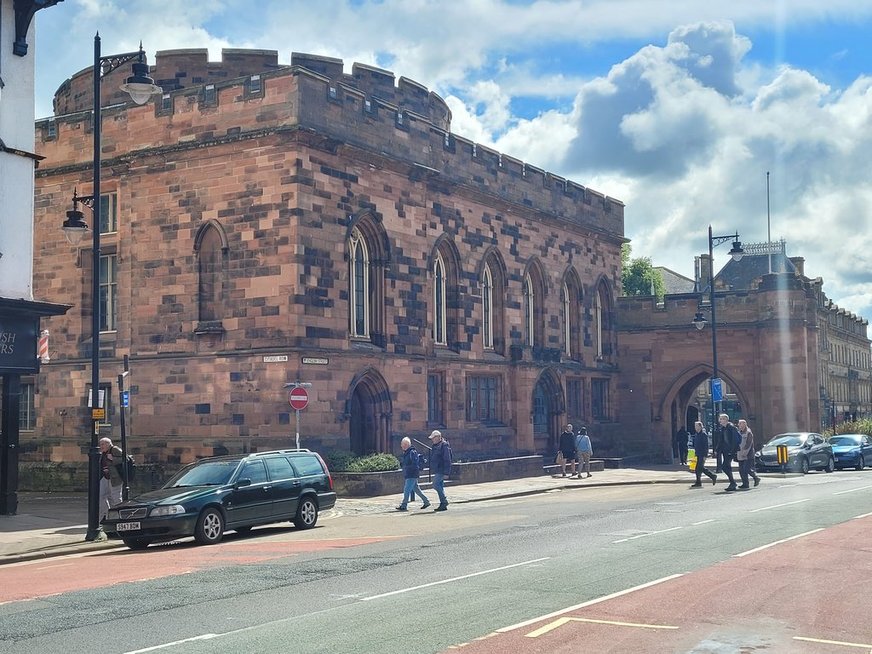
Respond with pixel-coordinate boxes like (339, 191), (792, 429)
(532, 369), (565, 455)
(347, 368), (392, 456)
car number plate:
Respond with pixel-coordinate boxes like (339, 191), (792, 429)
(116, 522), (141, 532)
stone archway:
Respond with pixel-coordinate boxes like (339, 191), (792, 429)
(658, 365), (752, 460)
(347, 368), (392, 456)
(532, 368), (565, 455)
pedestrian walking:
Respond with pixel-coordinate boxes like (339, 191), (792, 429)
(675, 425), (689, 465)
(558, 424), (577, 477)
(574, 427), (593, 478)
(396, 437), (431, 511)
(711, 421), (725, 473)
(428, 430), (452, 512)
(689, 421), (717, 487)
(98, 437), (123, 522)
(717, 413), (741, 491)
(736, 419), (760, 489)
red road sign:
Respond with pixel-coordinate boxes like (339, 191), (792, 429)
(288, 387), (309, 410)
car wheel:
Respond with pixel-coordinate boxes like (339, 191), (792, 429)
(824, 456), (835, 473)
(194, 507), (225, 545)
(235, 526), (252, 535)
(799, 457), (810, 474)
(122, 538), (151, 551)
(293, 497), (319, 530)
(857, 456), (865, 472)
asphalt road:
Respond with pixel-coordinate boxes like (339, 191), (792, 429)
(2, 471), (871, 654)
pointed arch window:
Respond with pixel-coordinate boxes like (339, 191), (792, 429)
(562, 282), (571, 356)
(349, 228), (369, 338)
(524, 274), (535, 347)
(197, 225), (224, 322)
(433, 252), (447, 345)
(595, 281), (612, 359)
(595, 288), (603, 358)
(482, 263), (494, 350)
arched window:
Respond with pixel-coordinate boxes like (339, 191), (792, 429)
(347, 216), (388, 346)
(595, 280), (613, 359)
(433, 252), (447, 345)
(196, 223), (225, 322)
(562, 269), (582, 360)
(524, 274), (535, 347)
(349, 228), (369, 338)
(482, 264), (493, 350)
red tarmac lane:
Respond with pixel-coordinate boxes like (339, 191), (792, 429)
(450, 515), (872, 654)
(0, 536), (390, 604)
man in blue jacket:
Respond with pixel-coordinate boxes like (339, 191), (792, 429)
(428, 430), (452, 512)
(396, 437), (430, 511)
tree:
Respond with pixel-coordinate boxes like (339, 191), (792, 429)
(621, 243), (665, 298)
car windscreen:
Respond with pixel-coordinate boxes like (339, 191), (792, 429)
(769, 435), (803, 447)
(829, 435), (861, 446)
(164, 460), (239, 487)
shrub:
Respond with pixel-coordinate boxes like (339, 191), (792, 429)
(323, 450), (357, 472)
(824, 419), (872, 439)
(344, 453), (400, 472)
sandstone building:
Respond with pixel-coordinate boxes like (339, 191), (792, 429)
(617, 240), (871, 459)
(28, 50), (624, 466)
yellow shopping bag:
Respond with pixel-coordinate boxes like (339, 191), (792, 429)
(688, 447), (697, 471)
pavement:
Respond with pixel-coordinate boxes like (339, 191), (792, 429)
(0, 464), (695, 565)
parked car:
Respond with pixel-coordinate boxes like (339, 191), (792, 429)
(756, 432), (834, 474)
(103, 449), (336, 550)
(829, 433), (872, 471)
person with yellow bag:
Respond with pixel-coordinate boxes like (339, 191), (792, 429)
(689, 420), (717, 487)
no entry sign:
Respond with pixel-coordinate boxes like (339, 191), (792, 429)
(288, 386), (309, 410)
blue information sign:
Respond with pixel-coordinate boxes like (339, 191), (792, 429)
(121, 391), (130, 408)
(711, 378), (723, 403)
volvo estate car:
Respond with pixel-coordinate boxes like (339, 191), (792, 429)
(103, 449), (336, 550)
(756, 432), (834, 474)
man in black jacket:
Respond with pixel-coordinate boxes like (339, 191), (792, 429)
(558, 424), (577, 477)
(689, 421), (717, 487)
(718, 413), (740, 491)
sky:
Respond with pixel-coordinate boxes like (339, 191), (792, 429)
(33, 0), (872, 318)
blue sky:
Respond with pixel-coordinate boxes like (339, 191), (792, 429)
(34, 0), (872, 317)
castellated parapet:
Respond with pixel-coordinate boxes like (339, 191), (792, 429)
(41, 49), (622, 234)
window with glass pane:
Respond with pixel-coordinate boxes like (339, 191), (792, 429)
(524, 275), (534, 347)
(482, 265), (493, 349)
(427, 373), (444, 425)
(532, 384), (547, 433)
(434, 254), (446, 345)
(19, 383), (36, 431)
(99, 193), (117, 234)
(567, 378), (583, 420)
(99, 254), (118, 332)
(592, 379), (609, 419)
(467, 375), (499, 422)
(349, 230), (369, 337)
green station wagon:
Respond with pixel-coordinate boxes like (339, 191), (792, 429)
(103, 449), (336, 550)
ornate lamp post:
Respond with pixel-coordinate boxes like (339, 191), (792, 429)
(692, 226), (744, 432)
(61, 34), (160, 541)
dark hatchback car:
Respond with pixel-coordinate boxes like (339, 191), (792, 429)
(830, 433), (872, 470)
(756, 432), (834, 474)
(103, 449), (336, 550)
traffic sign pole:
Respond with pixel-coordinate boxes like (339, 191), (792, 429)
(284, 382), (312, 450)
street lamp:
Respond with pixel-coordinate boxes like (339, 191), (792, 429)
(691, 225), (744, 434)
(61, 34), (160, 541)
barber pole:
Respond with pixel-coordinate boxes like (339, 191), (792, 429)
(38, 330), (50, 363)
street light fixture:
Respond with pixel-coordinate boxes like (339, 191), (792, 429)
(691, 225), (744, 434)
(61, 34), (160, 542)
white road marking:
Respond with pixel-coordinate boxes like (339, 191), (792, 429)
(361, 557), (550, 601)
(853, 511), (872, 520)
(793, 635), (872, 649)
(749, 498), (810, 513)
(692, 519), (715, 526)
(612, 526), (683, 543)
(834, 484), (872, 496)
(733, 528), (824, 558)
(124, 634), (219, 653)
(525, 616), (679, 638)
(496, 573), (684, 633)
